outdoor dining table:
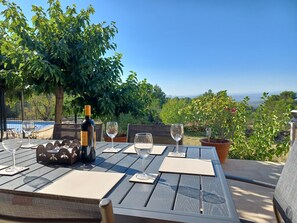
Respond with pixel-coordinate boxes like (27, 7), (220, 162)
(0, 139), (240, 223)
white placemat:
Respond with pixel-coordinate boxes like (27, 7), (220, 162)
(123, 145), (166, 155)
(159, 157), (215, 176)
(129, 173), (158, 184)
(22, 141), (55, 149)
(168, 151), (186, 158)
(39, 170), (125, 199)
(0, 166), (29, 176)
(21, 144), (38, 149)
(0, 165), (8, 170)
(102, 148), (122, 153)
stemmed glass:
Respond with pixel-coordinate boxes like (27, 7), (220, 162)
(22, 120), (36, 147)
(134, 133), (153, 180)
(2, 129), (23, 172)
(106, 122), (118, 151)
(170, 123), (184, 156)
(206, 127), (212, 142)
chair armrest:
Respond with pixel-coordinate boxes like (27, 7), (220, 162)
(99, 198), (115, 223)
(225, 173), (276, 189)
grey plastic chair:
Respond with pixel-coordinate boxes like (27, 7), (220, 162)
(0, 188), (114, 223)
(127, 124), (183, 145)
(225, 140), (297, 223)
(52, 123), (103, 141)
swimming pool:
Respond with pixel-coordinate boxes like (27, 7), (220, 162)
(6, 120), (55, 131)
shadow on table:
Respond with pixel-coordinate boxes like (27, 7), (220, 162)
(158, 178), (225, 204)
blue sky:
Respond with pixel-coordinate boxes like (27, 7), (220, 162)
(1, 0), (297, 97)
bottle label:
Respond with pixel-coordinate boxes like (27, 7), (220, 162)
(94, 131), (96, 147)
(81, 131), (88, 146)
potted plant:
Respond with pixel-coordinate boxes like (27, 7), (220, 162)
(184, 91), (248, 163)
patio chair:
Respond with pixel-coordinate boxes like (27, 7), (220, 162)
(52, 123), (103, 141)
(225, 140), (297, 223)
(127, 124), (182, 145)
(0, 188), (115, 223)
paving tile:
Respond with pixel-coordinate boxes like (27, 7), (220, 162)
(222, 159), (284, 223)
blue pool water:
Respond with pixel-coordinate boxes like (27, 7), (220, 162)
(6, 120), (54, 131)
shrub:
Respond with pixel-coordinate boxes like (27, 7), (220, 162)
(160, 97), (190, 124)
(183, 90), (248, 141)
(183, 91), (290, 161)
(230, 93), (290, 160)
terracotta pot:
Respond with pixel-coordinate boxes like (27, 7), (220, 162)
(200, 138), (231, 164)
(104, 135), (127, 142)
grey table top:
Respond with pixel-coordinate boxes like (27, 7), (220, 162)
(0, 140), (240, 223)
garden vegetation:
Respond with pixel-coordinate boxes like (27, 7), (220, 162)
(1, 0), (296, 161)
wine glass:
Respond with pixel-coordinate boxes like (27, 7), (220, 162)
(2, 129), (23, 172)
(206, 127), (212, 142)
(170, 124), (184, 156)
(22, 120), (36, 147)
(134, 133), (153, 180)
(106, 122), (118, 151)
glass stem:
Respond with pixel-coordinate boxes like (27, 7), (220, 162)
(176, 141), (179, 153)
(12, 150), (16, 169)
(142, 158), (146, 175)
(111, 138), (114, 149)
(28, 134), (31, 145)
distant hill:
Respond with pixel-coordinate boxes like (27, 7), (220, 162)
(167, 92), (271, 108)
(230, 93), (264, 108)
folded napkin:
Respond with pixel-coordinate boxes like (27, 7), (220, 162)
(123, 145), (167, 155)
(39, 170), (125, 199)
(159, 157), (215, 176)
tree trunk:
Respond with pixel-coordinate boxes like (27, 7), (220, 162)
(20, 91), (24, 122)
(55, 86), (64, 124)
(21, 92), (25, 138)
(74, 112), (77, 124)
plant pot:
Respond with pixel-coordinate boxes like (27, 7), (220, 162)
(104, 135), (127, 142)
(200, 138), (231, 164)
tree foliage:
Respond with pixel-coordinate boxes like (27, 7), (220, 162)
(182, 91), (249, 140)
(178, 90), (292, 161)
(100, 71), (167, 127)
(0, 0), (123, 123)
(160, 97), (190, 124)
(25, 93), (55, 120)
(230, 92), (291, 160)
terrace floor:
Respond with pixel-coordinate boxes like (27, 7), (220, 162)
(222, 159), (284, 223)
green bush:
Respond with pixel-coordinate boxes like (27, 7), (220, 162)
(116, 113), (149, 135)
(182, 91), (248, 141)
(160, 97), (190, 124)
(183, 91), (291, 161)
(230, 93), (290, 161)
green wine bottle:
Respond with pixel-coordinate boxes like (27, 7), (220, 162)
(80, 105), (96, 162)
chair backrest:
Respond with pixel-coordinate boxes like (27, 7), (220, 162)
(127, 124), (182, 145)
(52, 123), (103, 141)
(273, 140), (297, 223)
(0, 189), (115, 222)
